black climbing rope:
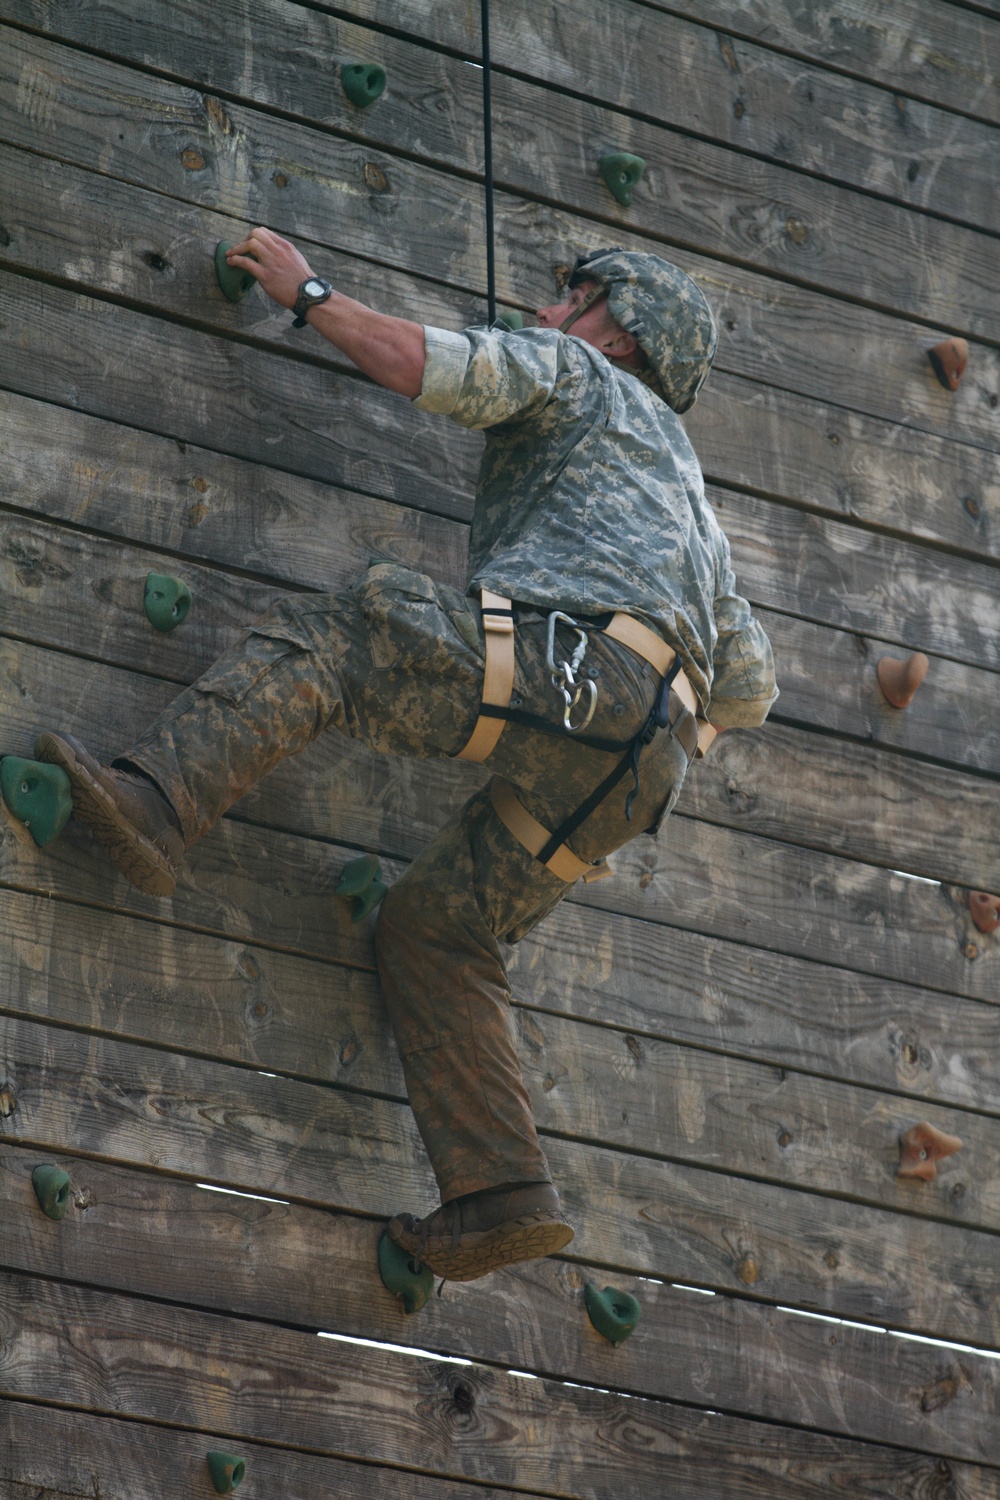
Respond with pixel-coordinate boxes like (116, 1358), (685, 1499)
(480, 0), (496, 324)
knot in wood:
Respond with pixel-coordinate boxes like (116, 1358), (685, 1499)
(363, 162), (390, 193)
(736, 1254), (759, 1286)
(451, 1380), (475, 1414)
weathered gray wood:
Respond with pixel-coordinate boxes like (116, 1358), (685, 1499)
(7, 874), (999, 1128)
(3, 1010), (1000, 1341)
(6, 0), (1000, 249)
(5, 497), (1000, 782)
(2, 1273), (994, 1500)
(3, 865), (996, 1229)
(710, 485), (1000, 674)
(6, 22), (1000, 351)
(4, 1149), (1000, 1464)
(4, 106), (1000, 461)
(643, 0), (1000, 124)
(2, 635), (996, 1005)
(758, 608), (1000, 778)
(0, 1400), (548, 1500)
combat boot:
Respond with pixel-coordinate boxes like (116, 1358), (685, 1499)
(35, 732), (184, 897)
(388, 1181), (574, 1281)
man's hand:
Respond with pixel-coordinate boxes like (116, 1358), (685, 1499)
(226, 227), (315, 310)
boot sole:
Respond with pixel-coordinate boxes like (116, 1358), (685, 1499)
(390, 1211), (574, 1282)
(34, 732), (177, 897)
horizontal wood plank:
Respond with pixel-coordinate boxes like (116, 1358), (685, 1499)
(5, 19), (1000, 348)
(2, 635), (996, 1005)
(643, 0), (1000, 124)
(7, 876), (999, 1127)
(5, 0), (999, 247)
(3, 1010), (1000, 1343)
(1, 1148), (999, 1464)
(4, 95), (1000, 460)
(2, 1270), (993, 1500)
(0, 1400), (549, 1500)
(3, 874), (996, 1230)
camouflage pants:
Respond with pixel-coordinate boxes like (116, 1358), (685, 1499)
(127, 564), (690, 1202)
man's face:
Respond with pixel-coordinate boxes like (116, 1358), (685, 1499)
(535, 280), (635, 360)
(535, 280), (606, 336)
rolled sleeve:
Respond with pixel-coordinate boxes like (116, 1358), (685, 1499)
(707, 539), (778, 728)
(413, 326), (472, 415)
(414, 324), (563, 430)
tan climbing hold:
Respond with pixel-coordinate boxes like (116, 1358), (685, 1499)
(897, 1122), (963, 1182)
(876, 652), (928, 709)
(928, 338), (968, 392)
(969, 891), (1000, 935)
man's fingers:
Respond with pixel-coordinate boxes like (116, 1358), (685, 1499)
(225, 252), (262, 276)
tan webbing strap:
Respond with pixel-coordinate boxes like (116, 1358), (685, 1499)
(490, 776), (613, 885)
(455, 590), (515, 763)
(603, 612), (716, 755)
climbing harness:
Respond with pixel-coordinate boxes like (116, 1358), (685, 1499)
(455, 592), (712, 884)
(545, 610), (597, 733)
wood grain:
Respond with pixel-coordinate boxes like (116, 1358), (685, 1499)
(0, 1400), (549, 1500)
(5, 18), (1000, 344)
(1, 1270), (993, 1500)
(3, 87), (1000, 459)
(2, 634), (996, 1006)
(3, 873), (997, 1230)
(2, 1149), (1000, 1464)
(3, 1008), (1000, 1341)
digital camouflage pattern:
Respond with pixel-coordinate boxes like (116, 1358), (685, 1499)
(125, 564), (692, 1200)
(567, 248), (719, 414)
(415, 266), (776, 728)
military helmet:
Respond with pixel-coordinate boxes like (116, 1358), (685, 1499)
(562, 247), (718, 414)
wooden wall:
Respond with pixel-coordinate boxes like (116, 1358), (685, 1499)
(1, 0), (999, 1493)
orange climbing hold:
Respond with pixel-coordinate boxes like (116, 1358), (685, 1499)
(876, 652), (928, 709)
(928, 337), (968, 392)
(897, 1122), (963, 1182)
(969, 891), (1000, 935)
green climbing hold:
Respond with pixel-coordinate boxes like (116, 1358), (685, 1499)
(599, 152), (645, 207)
(144, 572), (192, 633)
(206, 1452), (245, 1494)
(214, 240), (256, 303)
(584, 1283), (641, 1345)
(336, 853), (389, 922)
(498, 309), (524, 331)
(378, 1230), (435, 1313)
(341, 62), (387, 109)
(1, 757), (73, 847)
(32, 1164), (72, 1221)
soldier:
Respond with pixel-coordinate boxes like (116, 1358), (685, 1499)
(37, 228), (776, 1282)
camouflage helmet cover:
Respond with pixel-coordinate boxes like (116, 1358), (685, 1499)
(567, 248), (718, 414)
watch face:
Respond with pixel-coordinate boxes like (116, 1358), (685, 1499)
(303, 278), (327, 298)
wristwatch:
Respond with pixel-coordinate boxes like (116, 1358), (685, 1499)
(292, 276), (333, 327)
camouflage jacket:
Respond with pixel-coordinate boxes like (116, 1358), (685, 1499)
(415, 323), (777, 727)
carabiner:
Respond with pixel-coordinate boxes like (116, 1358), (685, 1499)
(545, 611), (598, 734)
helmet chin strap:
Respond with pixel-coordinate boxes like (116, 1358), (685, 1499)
(558, 283), (608, 334)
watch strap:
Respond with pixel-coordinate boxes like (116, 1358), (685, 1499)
(292, 277), (333, 328)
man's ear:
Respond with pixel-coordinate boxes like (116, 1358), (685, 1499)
(603, 328), (639, 360)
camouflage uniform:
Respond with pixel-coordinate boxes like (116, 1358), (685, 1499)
(125, 252), (777, 1205)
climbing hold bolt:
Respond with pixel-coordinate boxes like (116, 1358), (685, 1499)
(928, 337), (969, 392)
(32, 1164), (71, 1221)
(584, 1283), (641, 1345)
(377, 1230), (435, 1313)
(341, 63), (387, 109)
(144, 573), (192, 633)
(876, 652), (928, 709)
(599, 152), (645, 208)
(206, 1453), (245, 1494)
(498, 310), (524, 331)
(897, 1122), (963, 1182)
(1, 757), (73, 847)
(335, 852), (389, 922)
(214, 241), (257, 303)
(969, 892), (1000, 935)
